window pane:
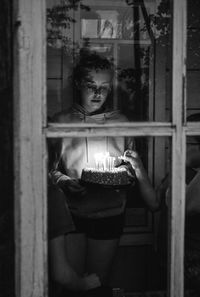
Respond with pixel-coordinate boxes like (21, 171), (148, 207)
(46, 0), (173, 123)
(47, 135), (170, 294)
(187, 0), (200, 120)
(117, 44), (150, 120)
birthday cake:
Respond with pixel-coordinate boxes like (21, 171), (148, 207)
(81, 167), (130, 186)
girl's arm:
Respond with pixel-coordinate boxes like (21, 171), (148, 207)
(123, 150), (160, 211)
(50, 235), (101, 291)
(48, 138), (85, 196)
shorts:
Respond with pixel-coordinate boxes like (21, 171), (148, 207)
(71, 213), (125, 240)
(48, 184), (75, 240)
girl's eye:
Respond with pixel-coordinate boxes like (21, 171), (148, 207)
(86, 84), (96, 90)
(85, 84), (111, 94)
(101, 86), (109, 92)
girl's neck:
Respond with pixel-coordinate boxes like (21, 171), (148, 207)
(76, 103), (107, 115)
(88, 106), (106, 115)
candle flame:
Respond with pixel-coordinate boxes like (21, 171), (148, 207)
(94, 152), (115, 170)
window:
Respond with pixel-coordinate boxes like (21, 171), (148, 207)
(13, 0), (200, 296)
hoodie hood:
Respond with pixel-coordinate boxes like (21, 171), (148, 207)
(72, 104), (126, 124)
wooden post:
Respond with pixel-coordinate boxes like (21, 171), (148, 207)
(170, 0), (187, 296)
(13, 0), (47, 296)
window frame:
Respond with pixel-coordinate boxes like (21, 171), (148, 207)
(13, 0), (200, 296)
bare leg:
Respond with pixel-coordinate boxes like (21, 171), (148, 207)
(65, 233), (87, 275)
(49, 235), (100, 291)
(86, 238), (119, 285)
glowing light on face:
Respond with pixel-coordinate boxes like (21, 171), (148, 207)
(81, 69), (112, 113)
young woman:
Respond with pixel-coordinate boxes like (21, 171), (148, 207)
(48, 50), (153, 296)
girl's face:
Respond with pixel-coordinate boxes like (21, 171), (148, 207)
(80, 69), (112, 113)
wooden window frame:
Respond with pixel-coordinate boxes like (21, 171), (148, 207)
(13, 0), (200, 296)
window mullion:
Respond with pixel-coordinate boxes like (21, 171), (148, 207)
(170, 0), (187, 296)
(169, 131), (186, 297)
(46, 122), (175, 138)
(14, 0), (47, 296)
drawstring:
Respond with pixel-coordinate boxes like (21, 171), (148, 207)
(106, 136), (108, 152)
(83, 113), (89, 163)
(86, 137), (89, 163)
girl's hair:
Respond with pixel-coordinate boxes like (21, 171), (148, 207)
(72, 49), (114, 85)
(71, 49), (114, 107)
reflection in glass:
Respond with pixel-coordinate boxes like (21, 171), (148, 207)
(81, 4), (152, 41)
(117, 44), (150, 120)
(46, 0), (172, 122)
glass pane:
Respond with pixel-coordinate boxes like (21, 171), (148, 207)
(187, 1), (200, 120)
(117, 44), (150, 120)
(185, 136), (200, 295)
(46, 0), (173, 123)
(47, 135), (170, 295)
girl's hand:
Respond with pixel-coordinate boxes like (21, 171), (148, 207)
(123, 150), (144, 172)
(64, 178), (86, 196)
(124, 150), (159, 210)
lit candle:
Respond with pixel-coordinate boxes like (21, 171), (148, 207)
(94, 152), (116, 171)
(111, 156), (115, 170)
(94, 152), (103, 170)
(104, 152), (109, 170)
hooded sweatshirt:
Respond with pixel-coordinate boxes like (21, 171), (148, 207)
(49, 104), (135, 218)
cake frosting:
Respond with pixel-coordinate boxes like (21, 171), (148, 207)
(81, 167), (130, 186)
